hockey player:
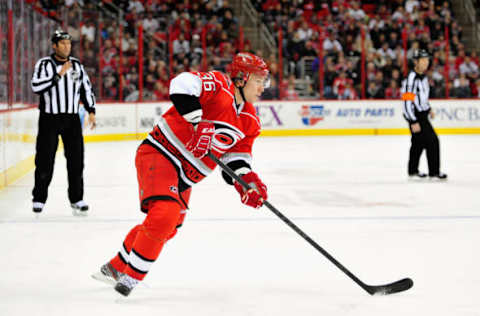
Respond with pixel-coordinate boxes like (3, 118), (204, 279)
(401, 49), (447, 180)
(93, 52), (270, 296)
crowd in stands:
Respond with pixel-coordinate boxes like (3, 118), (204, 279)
(27, 0), (480, 101)
(30, 0), (243, 101)
(255, 0), (480, 100)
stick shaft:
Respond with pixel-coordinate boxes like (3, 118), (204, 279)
(207, 152), (372, 294)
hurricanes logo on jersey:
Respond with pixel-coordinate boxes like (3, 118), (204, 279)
(211, 121), (244, 154)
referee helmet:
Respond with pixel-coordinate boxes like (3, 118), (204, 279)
(412, 49), (429, 59)
(51, 30), (72, 44)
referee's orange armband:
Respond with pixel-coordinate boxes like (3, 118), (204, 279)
(401, 92), (416, 101)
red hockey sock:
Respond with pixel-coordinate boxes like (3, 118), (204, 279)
(110, 224), (143, 272)
(123, 201), (181, 280)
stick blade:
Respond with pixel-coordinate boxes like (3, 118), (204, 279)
(367, 278), (414, 296)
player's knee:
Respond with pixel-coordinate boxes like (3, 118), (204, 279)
(166, 211), (186, 241)
(142, 200), (181, 241)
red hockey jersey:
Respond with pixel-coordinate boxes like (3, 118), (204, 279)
(146, 71), (261, 187)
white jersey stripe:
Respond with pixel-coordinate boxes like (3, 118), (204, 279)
(157, 119), (212, 175)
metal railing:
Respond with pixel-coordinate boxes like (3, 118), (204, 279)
(463, 0), (480, 49)
(240, 0), (276, 57)
(0, 0), (60, 109)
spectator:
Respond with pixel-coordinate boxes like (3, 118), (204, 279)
(81, 20), (95, 43)
(366, 81), (384, 99)
(332, 71), (351, 99)
(262, 77), (280, 100)
(407, 41), (420, 60)
(143, 12), (159, 34)
(374, 71), (386, 91)
(323, 32), (342, 55)
(366, 61), (377, 82)
(475, 79), (480, 97)
(301, 41), (317, 58)
(348, 1), (366, 21)
(210, 56), (226, 72)
(297, 21), (313, 41)
(392, 6), (406, 22)
(128, 0), (144, 14)
(153, 81), (169, 101)
(459, 55), (479, 80)
(283, 75), (299, 100)
(470, 51), (480, 66)
(453, 73), (472, 98)
(323, 57), (337, 98)
(455, 50), (466, 71)
(340, 80), (358, 99)
(388, 32), (400, 49)
(173, 33), (190, 56)
(385, 80), (401, 99)
(378, 42), (396, 60)
(190, 34), (203, 61)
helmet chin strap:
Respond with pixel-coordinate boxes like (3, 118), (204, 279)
(233, 78), (247, 104)
(239, 86), (247, 103)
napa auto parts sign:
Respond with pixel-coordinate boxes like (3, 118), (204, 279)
(256, 100), (480, 130)
(256, 101), (404, 129)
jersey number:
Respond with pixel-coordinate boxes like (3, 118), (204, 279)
(201, 73), (216, 92)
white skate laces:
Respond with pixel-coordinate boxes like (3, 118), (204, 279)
(115, 274), (140, 296)
(118, 274), (139, 289)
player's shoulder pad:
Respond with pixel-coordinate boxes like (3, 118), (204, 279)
(169, 72), (203, 97)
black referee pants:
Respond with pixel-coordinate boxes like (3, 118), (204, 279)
(408, 118), (440, 176)
(32, 112), (84, 204)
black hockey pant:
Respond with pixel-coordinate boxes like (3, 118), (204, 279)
(408, 118), (440, 176)
(32, 112), (84, 203)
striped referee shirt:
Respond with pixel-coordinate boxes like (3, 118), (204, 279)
(401, 70), (430, 123)
(31, 54), (96, 114)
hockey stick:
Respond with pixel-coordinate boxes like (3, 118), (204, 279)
(207, 152), (413, 296)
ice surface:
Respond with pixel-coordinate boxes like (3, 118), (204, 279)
(1, 135), (479, 316)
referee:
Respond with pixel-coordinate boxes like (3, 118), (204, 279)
(401, 49), (447, 181)
(31, 30), (96, 215)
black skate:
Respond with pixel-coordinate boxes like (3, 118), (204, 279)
(32, 202), (44, 213)
(91, 263), (124, 286)
(429, 173), (447, 181)
(71, 200), (89, 216)
(115, 274), (139, 297)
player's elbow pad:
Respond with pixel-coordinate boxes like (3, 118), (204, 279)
(170, 94), (202, 124)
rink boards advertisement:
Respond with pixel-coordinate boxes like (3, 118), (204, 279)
(2, 100), (480, 189)
(256, 100), (480, 135)
(83, 100), (480, 139)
